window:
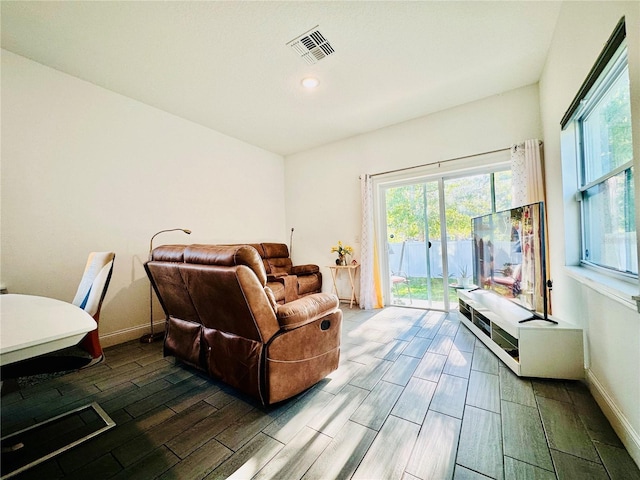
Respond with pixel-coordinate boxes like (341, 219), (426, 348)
(381, 163), (511, 310)
(493, 169), (513, 212)
(562, 18), (636, 277)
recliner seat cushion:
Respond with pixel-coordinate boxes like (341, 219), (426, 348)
(276, 293), (339, 330)
(297, 274), (322, 296)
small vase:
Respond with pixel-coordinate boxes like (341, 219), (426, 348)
(338, 255), (347, 266)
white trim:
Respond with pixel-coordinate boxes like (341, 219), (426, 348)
(563, 265), (639, 311)
(586, 368), (640, 467)
(99, 320), (166, 348)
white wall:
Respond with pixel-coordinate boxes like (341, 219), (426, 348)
(538, 1), (640, 464)
(285, 84), (542, 293)
(1, 50), (286, 345)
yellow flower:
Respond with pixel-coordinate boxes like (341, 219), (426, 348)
(331, 241), (353, 256)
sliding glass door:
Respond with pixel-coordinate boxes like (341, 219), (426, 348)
(381, 168), (511, 311)
(384, 180), (444, 309)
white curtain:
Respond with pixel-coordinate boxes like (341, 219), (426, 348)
(511, 139), (545, 207)
(510, 138), (550, 313)
(359, 174), (383, 309)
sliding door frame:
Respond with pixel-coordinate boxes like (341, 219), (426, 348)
(373, 154), (511, 311)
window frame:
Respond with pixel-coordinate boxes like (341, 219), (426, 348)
(374, 155), (512, 311)
(575, 46), (631, 191)
(576, 43), (635, 276)
(561, 17), (637, 280)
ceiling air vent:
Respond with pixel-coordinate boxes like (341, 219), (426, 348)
(287, 27), (335, 65)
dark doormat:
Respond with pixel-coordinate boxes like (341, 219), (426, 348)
(2, 354), (91, 377)
(1, 402), (115, 479)
(1, 347), (93, 394)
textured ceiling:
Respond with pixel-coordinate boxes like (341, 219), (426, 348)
(1, 1), (562, 156)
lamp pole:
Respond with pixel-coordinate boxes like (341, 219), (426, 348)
(140, 228), (191, 343)
(289, 227), (294, 258)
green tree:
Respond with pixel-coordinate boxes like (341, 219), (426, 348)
(385, 171), (512, 243)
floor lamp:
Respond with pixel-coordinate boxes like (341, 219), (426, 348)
(140, 228), (191, 343)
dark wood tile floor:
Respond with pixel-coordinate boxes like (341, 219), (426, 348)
(2, 306), (640, 479)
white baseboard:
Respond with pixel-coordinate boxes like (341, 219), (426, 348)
(586, 368), (640, 467)
(99, 320), (166, 348)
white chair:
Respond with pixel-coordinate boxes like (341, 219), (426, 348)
(72, 252), (115, 366)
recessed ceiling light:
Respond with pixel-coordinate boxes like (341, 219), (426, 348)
(301, 77), (320, 89)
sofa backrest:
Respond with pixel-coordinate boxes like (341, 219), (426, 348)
(146, 244), (280, 343)
(259, 242), (293, 275)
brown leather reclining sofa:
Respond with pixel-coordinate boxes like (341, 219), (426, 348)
(145, 244), (342, 405)
(248, 242), (322, 304)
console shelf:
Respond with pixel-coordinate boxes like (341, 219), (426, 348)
(457, 289), (584, 379)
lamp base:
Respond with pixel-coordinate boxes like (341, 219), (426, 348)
(139, 332), (165, 344)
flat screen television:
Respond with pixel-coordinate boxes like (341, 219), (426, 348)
(472, 202), (549, 320)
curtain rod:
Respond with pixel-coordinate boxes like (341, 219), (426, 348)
(369, 146), (511, 178)
(367, 140), (542, 178)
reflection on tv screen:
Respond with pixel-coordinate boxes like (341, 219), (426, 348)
(472, 202), (546, 317)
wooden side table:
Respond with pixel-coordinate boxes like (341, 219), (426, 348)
(328, 264), (360, 308)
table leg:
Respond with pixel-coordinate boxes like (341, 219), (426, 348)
(347, 268), (356, 308)
(330, 268), (339, 297)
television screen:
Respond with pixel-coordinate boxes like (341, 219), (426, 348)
(472, 202), (547, 317)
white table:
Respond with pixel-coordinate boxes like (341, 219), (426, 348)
(328, 264), (360, 308)
(0, 294), (96, 367)
(0, 295), (113, 479)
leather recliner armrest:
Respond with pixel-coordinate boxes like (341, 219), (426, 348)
(267, 272), (289, 280)
(291, 264), (320, 275)
(275, 293), (339, 330)
(267, 273), (298, 303)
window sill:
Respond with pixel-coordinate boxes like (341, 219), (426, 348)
(563, 265), (639, 312)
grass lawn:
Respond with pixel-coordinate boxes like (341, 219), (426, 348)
(392, 277), (461, 303)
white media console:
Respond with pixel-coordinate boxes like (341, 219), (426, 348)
(457, 289), (584, 379)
